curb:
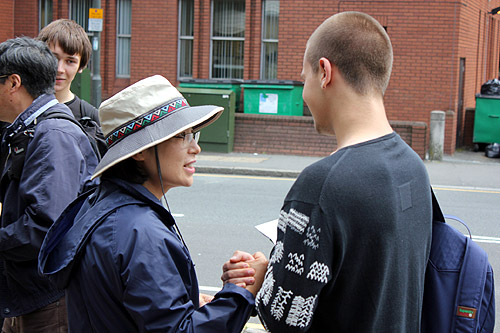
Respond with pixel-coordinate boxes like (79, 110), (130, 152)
(196, 166), (300, 178)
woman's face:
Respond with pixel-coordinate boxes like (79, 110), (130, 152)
(137, 128), (201, 199)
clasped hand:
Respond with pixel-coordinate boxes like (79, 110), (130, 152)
(221, 250), (268, 297)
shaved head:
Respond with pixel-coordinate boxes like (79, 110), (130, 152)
(306, 12), (393, 96)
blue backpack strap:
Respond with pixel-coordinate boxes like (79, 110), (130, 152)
(451, 237), (489, 332)
(432, 188), (489, 332)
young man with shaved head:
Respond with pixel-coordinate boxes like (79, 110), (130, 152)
(255, 12), (432, 332)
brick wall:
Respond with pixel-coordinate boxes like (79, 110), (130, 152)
(14, 0), (38, 38)
(0, 0), (14, 43)
(277, 1), (500, 156)
(129, 2), (178, 88)
(233, 114), (427, 158)
(444, 110), (458, 154)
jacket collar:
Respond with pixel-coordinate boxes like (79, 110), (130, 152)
(38, 177), (175, 288)
(8, 94), (58, 133)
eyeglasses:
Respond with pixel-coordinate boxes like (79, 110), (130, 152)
(173, 131), (200, 146)
(0, 74), (10, 80)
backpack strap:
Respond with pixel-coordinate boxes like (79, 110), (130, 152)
(432, 188), (489, 332)
(452, 236), (489, 332)
(42, 110), (102, 160)
(42, 109), (84, 130)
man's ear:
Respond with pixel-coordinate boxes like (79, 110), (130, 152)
(9, 74), (22, 91)
(318, 57), (332, 89)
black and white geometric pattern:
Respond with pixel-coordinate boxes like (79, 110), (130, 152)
(285, 252), (305, 275)
(269, 241), (284, 264)
(306, 261), (330, 283)
(278, 210), (287, 233)
(270, 286), (293, 321)
(303, 225), (321, 250)
(257, 266), (275, 306)
(285, 295), (317, 328)
(287, 208), (309, 234)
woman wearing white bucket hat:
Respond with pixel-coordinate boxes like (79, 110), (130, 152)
(38, 75), (267, 332)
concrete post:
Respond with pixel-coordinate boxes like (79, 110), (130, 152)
(429, 111), (446, 160)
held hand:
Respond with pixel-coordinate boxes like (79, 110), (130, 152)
(245, 252), (269, 297)
(221, 251), (257, 288)
(199, 293), (214, 307)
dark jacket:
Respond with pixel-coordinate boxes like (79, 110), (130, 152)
(0, 94), (99, 317)
(39, 178), (255, 332)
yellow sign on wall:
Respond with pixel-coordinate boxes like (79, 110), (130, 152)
(89, 8), (103, 32)
(89, 8), (103, 19)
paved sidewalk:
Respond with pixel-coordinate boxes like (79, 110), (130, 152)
(196, 150), (500, 189)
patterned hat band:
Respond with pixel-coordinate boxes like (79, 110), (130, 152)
(105, 97), (189, 148)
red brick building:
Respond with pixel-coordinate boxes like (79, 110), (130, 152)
(1, 0), (499, 157)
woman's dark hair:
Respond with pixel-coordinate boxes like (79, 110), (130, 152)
(101, 157), (149, 184)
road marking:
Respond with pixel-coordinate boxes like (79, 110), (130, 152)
(196, 175), (500, 192)
(433, 185), (500, 194)
(196, 173), (295, 181)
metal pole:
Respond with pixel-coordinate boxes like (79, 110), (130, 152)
(91, 0), (102, 107)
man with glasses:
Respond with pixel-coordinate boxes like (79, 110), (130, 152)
(0, 36), (98, 332)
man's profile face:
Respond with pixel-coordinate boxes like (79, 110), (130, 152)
(0, 75), (20, 123)
(49, 43), (82, 96)
(301, 50), (330, 135)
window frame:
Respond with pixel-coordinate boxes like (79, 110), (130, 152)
(178, 0), (195, 79)
(69, 0), (92, 32)
(39, 0), (53, 31)
(260, 0), (279, 80)
(116, 0), (132, 78)
(210, 0), (246, 80)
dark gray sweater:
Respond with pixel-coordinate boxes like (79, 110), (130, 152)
(257, 132), (432, 332)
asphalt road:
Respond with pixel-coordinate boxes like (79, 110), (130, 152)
(167, 172), (500, 332)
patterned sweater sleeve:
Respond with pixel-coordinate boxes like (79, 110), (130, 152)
(256, 201), (333, 332)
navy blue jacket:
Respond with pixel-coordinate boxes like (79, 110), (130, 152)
(0, 94), (98, 317)
(39, 178), (255, 332)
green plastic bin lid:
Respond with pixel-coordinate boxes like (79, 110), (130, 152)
(475, 93), (500, 100)
(179, 78), (244, 84)
(243, 79), (303, 86)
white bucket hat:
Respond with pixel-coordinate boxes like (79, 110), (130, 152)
(92, 75), (223, 179)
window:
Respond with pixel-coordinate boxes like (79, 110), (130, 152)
(211, 0), (245, 79)
(39, 0), (53, 31)
(261, 0), (279, 80)
(178, 0), (194, 78)
(70, 0), (92, 31)
(116, 0), (131, 77)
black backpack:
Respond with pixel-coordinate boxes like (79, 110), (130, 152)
(1, 108), (106, 182)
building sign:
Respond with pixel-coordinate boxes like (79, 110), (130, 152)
(88, 8), (103, 32)
(259, 93), (278, 114)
